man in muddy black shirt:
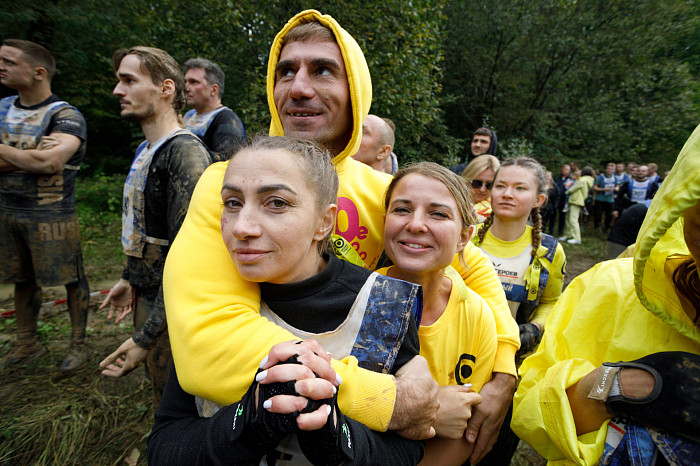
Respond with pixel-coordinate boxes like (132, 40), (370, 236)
(0, 39), (90, 372)
(99, 46), (210, 406)
(182, 57), (245, 161)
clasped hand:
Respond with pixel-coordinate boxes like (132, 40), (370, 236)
(255, 340), (340, 431)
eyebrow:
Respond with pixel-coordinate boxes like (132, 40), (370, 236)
(495, 180), (530, 187)
(276, 57), (341, 73)
(116, 71), (138, 80)
(221, 183), (298, 196)
(390, 198), (455, 211)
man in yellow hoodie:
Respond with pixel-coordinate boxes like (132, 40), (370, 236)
(164, 10), (519, 459)
(512, 126), (700, 464)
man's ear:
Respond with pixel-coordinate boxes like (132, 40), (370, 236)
(162, 79), (176, 99)
(33, 66), (48, 82)
(376, 144), (392, 162)
(314, 204), (338, 242)
(210, 83), (219, 98)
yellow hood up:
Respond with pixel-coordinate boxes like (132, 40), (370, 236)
(634, 124), (700, 344)
(266, 9), (372, 165)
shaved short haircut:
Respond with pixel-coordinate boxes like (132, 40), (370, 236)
(474, 127), (492, 138)
(2, 39), (56, 80)
(379, 117), (395, 149)
(282, 21), (337, 47)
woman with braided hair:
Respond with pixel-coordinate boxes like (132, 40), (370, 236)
(473, 157), (566, 358)
(469, 157), (566, 464)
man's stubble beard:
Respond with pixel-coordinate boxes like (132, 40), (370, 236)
(122, 102), (157, 124)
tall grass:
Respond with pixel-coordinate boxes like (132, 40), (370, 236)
(0, 373), (151, 465)
(0, 302), (153, 465)
(75, 174), (125, 281)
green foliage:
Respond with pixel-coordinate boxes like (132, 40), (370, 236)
(2, 0), (454, 172)
(36, 320), (62, 341)
(442, 0), (698, 171)
(2, 0), (699, 175)
(345, 0), (461, 166)
(75, 175), (125, 280)
(0, 317), (16, 334)
(75, 174), (125, 216)
(500, 137), (535, 160)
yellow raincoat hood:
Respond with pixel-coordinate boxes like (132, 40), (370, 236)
(634, 124), (700, 343)
(266, 9), (371, 164)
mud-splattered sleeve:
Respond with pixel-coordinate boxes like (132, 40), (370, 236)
(132, 136), (211, 349)
(207, 109), (245, 162)
(165, 136), (212, 240)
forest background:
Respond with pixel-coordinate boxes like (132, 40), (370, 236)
(2, 0), (699, 175)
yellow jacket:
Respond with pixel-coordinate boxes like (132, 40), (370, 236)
(512, 125), (700, 464)
(164, 10), (517, 431)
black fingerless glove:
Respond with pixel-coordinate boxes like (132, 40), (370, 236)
(603, 351), (700, 443)
(230, 356), (308, 448)
(297, 392), (355, 465)
(517, 323), (542, 357)
(228, 374), (299, 449)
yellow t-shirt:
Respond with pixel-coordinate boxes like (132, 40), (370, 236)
(377, 267), (497, 392)
(475, 225), (566, 328)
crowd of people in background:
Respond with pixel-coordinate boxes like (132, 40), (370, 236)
(536, 161), (663, 248)
(1, 8), (698, 466)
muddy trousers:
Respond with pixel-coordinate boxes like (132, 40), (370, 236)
(14, 274), (89, 343)
(133, 287), (171, 409)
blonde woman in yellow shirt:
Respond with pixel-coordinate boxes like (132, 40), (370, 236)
(378, 162), (498, 465)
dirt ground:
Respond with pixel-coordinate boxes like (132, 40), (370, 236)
(0, 286), (153, 465)
(562, 255), (599, 289)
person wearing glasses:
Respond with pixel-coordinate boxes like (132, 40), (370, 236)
(461, 155), (500, 223)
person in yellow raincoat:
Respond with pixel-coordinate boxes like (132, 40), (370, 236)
(512, 126), (700, 465)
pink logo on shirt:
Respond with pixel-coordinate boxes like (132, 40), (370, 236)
(335, 197), (370, 262)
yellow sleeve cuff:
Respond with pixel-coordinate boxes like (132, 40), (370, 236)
(333, 357), (396, 431)
(493, 340), (518, 376)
